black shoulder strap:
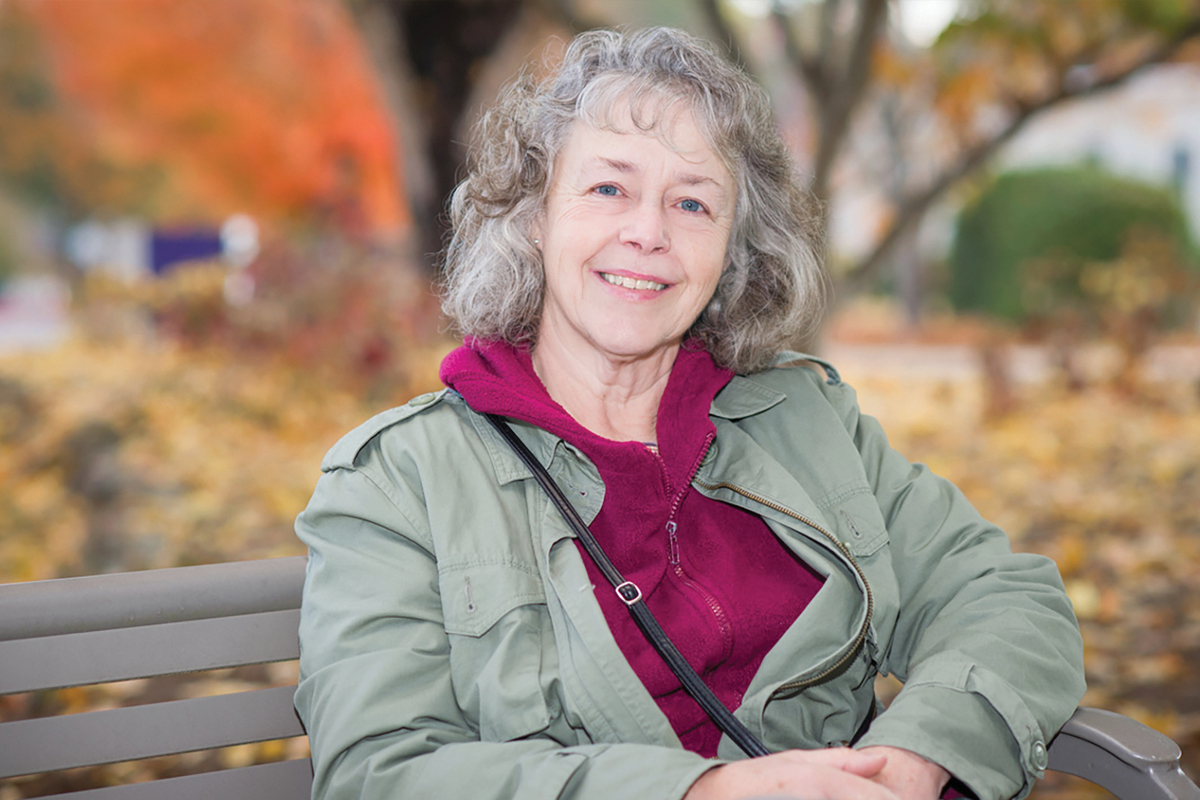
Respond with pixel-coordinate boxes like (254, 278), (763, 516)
(484, 413), (770, 758)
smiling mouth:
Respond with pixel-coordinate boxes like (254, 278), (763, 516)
(601, 272), (667, 291)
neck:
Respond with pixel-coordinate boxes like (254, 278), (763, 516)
(531, 333), (678, 444)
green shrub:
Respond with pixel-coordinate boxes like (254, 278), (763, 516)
(948, 166), (1196, 320)
(0, 231), (14, 290)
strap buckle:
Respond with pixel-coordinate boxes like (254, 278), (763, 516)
(615, 581), (642, 606)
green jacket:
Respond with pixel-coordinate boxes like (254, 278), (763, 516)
(294, 356), (1085, 800)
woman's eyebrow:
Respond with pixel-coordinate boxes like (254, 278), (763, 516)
(676, 172), (722, 188)
(586, 156), (635, 173)
(587, 157), (724, 186)
(581, 157), (728, 203)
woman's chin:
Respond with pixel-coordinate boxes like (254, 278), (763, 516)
(593, 339), (683, 365)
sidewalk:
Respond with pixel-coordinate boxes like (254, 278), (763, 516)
(0, 276), (69, 353)
(824, 341), (1200, 384)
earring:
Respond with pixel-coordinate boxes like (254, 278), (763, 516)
(533, 238), (540, 245)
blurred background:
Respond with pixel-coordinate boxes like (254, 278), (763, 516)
(0, 0), (1197, 797)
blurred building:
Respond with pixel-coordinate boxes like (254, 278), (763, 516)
(64, 215), (260, 281)
(1000, 63), (1200, 238)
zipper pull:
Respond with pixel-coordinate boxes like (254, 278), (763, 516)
(666, 520), (680, 565)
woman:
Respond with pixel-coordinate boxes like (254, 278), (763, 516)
(294, 27), (1084, 800)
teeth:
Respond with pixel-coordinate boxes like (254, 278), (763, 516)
(602, 273), (666, 291)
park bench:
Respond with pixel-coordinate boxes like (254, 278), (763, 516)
(1, 556), (1198, 800)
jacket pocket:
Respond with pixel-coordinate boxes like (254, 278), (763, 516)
(440, 561), (552, 742)
(825, 487), (890, 558)
(763, 643), (879, 749)
(441, 560), (546, 636)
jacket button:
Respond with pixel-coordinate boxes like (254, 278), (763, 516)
(409, 393), (436, 406)
(1031, 740), (1048, 770)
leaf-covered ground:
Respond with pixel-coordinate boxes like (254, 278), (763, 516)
(1, 332), (1197, 798)
(0, 337), (451, 582)
(0, 334), (453, 798)
(846, 359), (1200, 799)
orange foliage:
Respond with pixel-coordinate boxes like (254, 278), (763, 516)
(21, 0), (408, 237)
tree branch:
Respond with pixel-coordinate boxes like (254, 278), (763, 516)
(838, 15), (1200, 295)
(792, 0), (887, 202)
(817, 0), (841, 82)
(811, 0), (886, 195)
(772, 6), (824, 101)
(697, 0), (753, 75)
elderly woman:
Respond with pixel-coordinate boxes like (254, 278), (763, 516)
(294, 27), (1084, 800)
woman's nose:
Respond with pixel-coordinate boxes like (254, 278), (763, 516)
(619, 200), (670, 252)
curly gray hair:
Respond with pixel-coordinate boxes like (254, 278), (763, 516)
(439, 26), (825, 373)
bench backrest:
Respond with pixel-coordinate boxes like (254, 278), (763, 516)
(0, 557), (313, 799)
(2, 557), (1197, 800)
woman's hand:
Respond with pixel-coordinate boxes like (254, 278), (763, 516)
(857, 746), (950, 800)
(684, 747), (900, 800)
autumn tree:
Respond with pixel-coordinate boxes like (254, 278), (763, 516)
(350, 0), (1200, 314)
(348, 0), (558, 270)
(0, 4), (161, 222)
(706, 0), (1200, 303)
(10, 0), (408, 238)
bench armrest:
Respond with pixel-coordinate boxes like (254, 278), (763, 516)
(1048, 707), (1200, 800)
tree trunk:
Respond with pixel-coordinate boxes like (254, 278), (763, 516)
(350, 2), (436, 261)
(350, 0), (526, 274)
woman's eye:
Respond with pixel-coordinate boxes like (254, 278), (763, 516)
(594, 184), (619, 196)
(679, 198), (705, 213)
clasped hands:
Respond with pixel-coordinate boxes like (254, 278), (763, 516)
(685, 745), (951, 800)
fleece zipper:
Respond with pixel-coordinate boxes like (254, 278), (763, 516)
(692, 476), (874, 696)
(656, 434), (734, 661)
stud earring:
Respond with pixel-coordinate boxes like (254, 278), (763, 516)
(533, 238), (540, 245)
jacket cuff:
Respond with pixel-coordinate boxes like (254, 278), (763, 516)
(854, 680), (1047, 800)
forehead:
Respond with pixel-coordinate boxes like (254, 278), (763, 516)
(575, 87), (717, 153)
(557, 100), (732, 182)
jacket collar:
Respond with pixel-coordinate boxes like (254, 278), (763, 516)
(455, 395), (556, 486)
(710, 375), (786, 419)
(465, 372), (787, 486)
(465, 405), (608, 525)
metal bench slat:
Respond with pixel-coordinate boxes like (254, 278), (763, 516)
(30, 758), (313, 800)
(0, 609), (301, 695)
(0, 685), (304, 779)
(0, 557), (306, 641)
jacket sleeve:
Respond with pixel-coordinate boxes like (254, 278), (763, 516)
(294, 458), (716, 800)
(822, 381), (1086, 800)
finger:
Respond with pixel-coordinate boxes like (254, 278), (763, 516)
(776, 747), (888, 778)
(806, 767), (902, 796)
(697, 757), (899, 800)
(832, 750), (887, 778)
(788, 766), (901, 800)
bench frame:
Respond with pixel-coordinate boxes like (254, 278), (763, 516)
(1, 557), (1197, 799)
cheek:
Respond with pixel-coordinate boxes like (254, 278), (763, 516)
(688, 246), (728, 291)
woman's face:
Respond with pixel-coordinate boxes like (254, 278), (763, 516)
(534, 103), (736, 367)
